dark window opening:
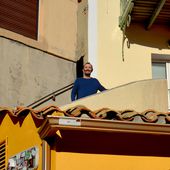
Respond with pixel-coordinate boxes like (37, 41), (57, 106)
(76, 56), (84, 78)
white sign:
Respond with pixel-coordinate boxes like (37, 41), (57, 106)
(59, 118), (81, 126)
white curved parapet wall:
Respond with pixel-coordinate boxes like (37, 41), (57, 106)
(60, 79), (168, 112)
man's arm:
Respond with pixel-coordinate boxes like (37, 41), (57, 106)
(97, 79), (106, 92)
(71, 79), (78, 101)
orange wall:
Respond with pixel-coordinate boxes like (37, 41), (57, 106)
(2, 112), (170, 170)
(0, 114), (42, 169)
(54, 153), (170, 170)
(50, 129), (170, 170)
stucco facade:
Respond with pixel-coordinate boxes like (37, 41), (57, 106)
(0, 37), (75, 107)
(1, 1), (170, 170)
(0, 0), (88, 107)
(94, 0), (170, 89)
(60, 79), (168, 112)
(0, 0), (88, 61)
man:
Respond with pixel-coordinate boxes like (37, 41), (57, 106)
(71, 62), (106, 101)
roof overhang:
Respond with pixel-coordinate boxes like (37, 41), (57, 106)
(119, 0), (170, 30)
(38, 116), (170, 139)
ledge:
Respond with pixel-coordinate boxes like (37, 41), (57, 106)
(38, 116), (170, 139)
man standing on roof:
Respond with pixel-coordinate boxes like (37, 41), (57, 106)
(71, 62), (106, 101)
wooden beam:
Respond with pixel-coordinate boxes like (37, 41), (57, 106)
(147, 0), (167, 29)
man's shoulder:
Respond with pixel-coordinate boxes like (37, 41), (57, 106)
(77, 77), (84, 81)
(90, 77), (99, 82)
(74, 77), (83, 83)
(75, 77), (98, 82)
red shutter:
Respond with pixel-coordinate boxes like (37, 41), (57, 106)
(0, 0), (39, 40)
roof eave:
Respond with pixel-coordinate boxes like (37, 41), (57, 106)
(38, 116), (170, 139)
(146, 0), (167, 29)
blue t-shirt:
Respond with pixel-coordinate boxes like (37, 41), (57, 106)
(71, 77), (106, 101)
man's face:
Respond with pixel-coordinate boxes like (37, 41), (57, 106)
(83, 63), (93, 76)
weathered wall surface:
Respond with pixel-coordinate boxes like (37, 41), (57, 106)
(0, 0), (88, 61)
(0, 37), (75, 107)
(61, 79), (168, 112)
(76, 0), (88, 60)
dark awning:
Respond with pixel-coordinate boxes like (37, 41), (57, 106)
(119, 0), (170, 30)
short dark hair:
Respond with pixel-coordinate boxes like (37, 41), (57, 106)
(83, 62), (93, 71)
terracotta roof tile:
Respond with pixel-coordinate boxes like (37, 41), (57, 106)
(0, 105), (62, 120)
(64, 106), (170, 124)
(65, 105), (96, 118)
(141, 109), (160, 123)
(0, 105), (170, 125)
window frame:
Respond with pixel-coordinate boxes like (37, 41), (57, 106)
(152, 53), (170, 110)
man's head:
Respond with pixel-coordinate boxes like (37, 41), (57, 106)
(82, 62), (93, 77)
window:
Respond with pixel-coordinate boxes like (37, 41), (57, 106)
(152, 62), (166, 79)
(0, 0), (39, 39)
(0, 140), (6, 170)
(152, 54), (170, 110)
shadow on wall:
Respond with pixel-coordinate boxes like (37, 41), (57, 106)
(125, 23), (170, 50)
(50, 130), (170, 157)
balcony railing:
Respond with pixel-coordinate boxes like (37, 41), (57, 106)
(27, 83), (73, 109)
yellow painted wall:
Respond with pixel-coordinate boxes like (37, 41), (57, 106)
(0, 0), (88, 61)
(53, 152), (170, 170)
(2, 112), (170, 170)
(96, 0), (170, 89)
(0, 114), (42, 169)
(49, 129), (170, 170)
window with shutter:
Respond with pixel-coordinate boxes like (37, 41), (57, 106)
(0, 0), (39, 40)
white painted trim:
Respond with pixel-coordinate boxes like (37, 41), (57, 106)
(88, 0), (97, 77)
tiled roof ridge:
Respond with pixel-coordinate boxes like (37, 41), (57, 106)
(64, 106), (170, 124)
(0, 105), (63, 120)
(0, 105), (170, 124)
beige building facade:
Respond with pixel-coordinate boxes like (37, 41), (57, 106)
(1, 1), (170, 170)
(0, 0), (88, 61)
(0, 0), (88, 107)
(0, 0), (169, 111)
(90, 0), (170, 90)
